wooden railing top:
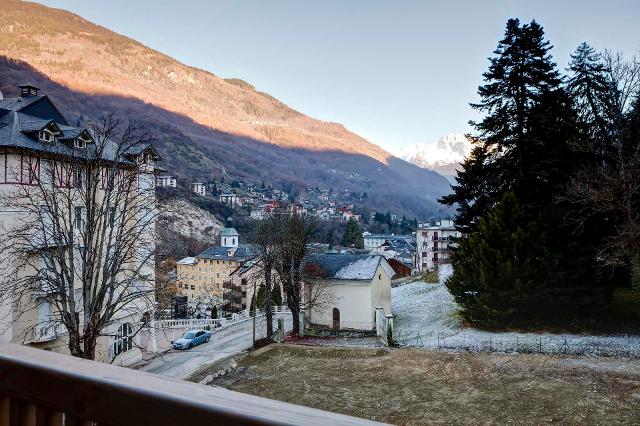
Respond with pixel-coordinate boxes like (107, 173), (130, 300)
(0, 342), (383, 425)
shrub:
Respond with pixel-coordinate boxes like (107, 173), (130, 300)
(609, 288), (640, 318)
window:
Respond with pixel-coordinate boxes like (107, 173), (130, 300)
(379, 274), (382, 280)
(216, 273), (220, 279)
(74, 137), (87, 149)
(109, 207), (116, 227)
(190, 285), (195, 290)
(112, 323), (133, 357)
(74, 206), (85, 230)
(74, 167), (83, 188)
(39, 129), (55, 143)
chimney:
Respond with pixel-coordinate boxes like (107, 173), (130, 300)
(18, 84), (39, 97)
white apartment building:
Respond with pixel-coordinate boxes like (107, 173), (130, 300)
(219, 192), (240, 207)
(156, 175), (176, 188)
(190, 182), (206, 196)
(416, 220), (460, 272)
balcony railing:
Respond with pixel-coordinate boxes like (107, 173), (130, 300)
(0, 342), (379, 425)
(32, 322), (67, 343)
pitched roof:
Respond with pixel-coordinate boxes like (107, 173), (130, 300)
(0, 93), (159, 165)
(220, 227), (239, 236)
(196, 244), (253, 260)
(303, 254), (393, 282)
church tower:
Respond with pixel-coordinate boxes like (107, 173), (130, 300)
(220, 218), (239, 248)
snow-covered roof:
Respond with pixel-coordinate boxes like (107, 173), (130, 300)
(177, 256), (197, 265)
(304, 254), (394, 282)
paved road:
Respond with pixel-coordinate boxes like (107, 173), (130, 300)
(138, 314), (293, 379)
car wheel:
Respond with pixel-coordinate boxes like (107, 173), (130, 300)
(187, 343), (193, 349)
(205, 336), (210, 343)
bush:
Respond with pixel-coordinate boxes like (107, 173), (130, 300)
(609, 288), (640, 318)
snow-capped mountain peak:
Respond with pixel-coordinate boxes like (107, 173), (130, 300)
(397, 133), (472, 177)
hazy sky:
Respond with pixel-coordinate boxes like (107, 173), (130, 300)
(36, 0), (640, 153)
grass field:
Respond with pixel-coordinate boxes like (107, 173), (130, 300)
(203, 344), (640, 425)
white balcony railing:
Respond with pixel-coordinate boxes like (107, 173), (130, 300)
(32, 322), (67, 343)
(0, 342), (379, 425)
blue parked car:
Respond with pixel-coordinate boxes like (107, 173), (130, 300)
(172, 329), (210, 350)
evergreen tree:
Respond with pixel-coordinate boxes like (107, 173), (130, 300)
(342, 217), (364, 248)
(255, 283), (266, 309)
(211, 183), (218, 197)
(567, 42), (619, 164)
(441, 19), (605, 325)
(272, 282), (283, 306)
(211, 305), (218, 319)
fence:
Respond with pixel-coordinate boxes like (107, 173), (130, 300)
(152, 305), (290, 330)
(140, 306), (292, 354)
(392, 330), (640, 359)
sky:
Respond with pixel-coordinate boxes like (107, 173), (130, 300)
(36, 0), (640, 154)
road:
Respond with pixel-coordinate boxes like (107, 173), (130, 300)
(138, 314), (293, 379)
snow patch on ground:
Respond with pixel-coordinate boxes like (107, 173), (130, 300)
(392, 266), (640, 358)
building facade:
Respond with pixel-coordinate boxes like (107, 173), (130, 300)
(303, 254), (394, 331)
(176, 227), (251, 306)
(190, 182), (206, 196)
(0, 84), (159, 366)
(156, 175), (176, 188)
(416, 220), (460, 272)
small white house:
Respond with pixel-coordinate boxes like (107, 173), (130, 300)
(190, 182), (206, 196)
(303, 254), (394, 331)
(156, 175), (176, 188)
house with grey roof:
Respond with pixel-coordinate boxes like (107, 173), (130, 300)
(302, 253), (394, 331)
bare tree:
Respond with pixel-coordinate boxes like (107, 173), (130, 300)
(0, 114), (159, 360)
(272, 214), (315, 334)
(246, 216), (281, 339)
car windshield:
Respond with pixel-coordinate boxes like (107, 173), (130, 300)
(182, 332), (196, 339)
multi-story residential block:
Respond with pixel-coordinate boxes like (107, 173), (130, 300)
(156, 175), (176, 188)
(176, 226), (252, 306)
(416, 219), (460, 272)
(219, 192), (240, 207)
(190, 182), (206, 196)
(0, 84), (159, 366)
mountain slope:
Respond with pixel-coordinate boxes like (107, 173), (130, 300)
(0, 0), (452, 217)
(398, 133), (471, 178)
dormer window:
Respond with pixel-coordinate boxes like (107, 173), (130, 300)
(74, 137), (87, 149)
(39, 129), (55, 143)
(138, 152), (152, 165)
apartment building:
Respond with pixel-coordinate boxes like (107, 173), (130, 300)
(176, 226), (252, 306)
(416, 220), (460, 272)
(0, 84), (160, 366)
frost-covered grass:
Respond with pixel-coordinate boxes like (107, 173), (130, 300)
(392, 265), (640, 358)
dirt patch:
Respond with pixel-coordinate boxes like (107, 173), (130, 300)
(208, 344), (640, 425)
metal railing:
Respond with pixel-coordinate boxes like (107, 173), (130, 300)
(152, 306), (290, 330)
(0, 342), (380, 425)
(32, 322), (67, 343)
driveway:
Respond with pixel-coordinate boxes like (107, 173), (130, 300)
(137, 314), (293, 379)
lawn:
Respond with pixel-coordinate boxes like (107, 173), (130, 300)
(203, 344), (640, 425)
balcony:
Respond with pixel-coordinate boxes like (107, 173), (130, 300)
(0, 342), (377, 425)
(32, 322), (67, 343)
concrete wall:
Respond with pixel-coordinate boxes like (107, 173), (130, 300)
(370, 264), (392, 316)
